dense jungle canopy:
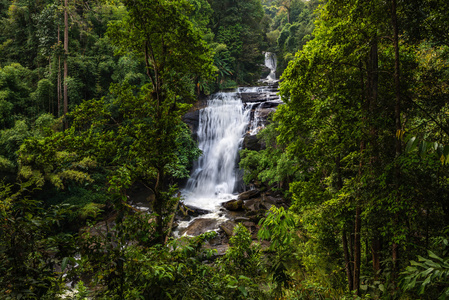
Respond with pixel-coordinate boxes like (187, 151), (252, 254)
(1, 0), (449, 299)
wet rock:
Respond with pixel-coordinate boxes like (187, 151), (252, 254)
(220, 220), (237, 237)
(264, 195), (284, 205)
(179, 218), (218, 236)
(256, 108), (277, 120)
(182, 110), (200, 139)
(245, 209), (267, 224)
(235, 216), (250, 222)
(242, 135), (262, 151)
(240, 93), (280, 103)
(176, 204), (211, 222)
(184, 204), (211, 216)
(243, 198), (261, 211)
(261, 65), (271, 78)
(242, 221), (256, 228)
(222, 199), (244, 211)
(260, 101), (282, 109)
(205, 244), (229, 256)
(238, 189), (260, 200)
(207, 233), (224, 246)
(260, 201), (273, 211)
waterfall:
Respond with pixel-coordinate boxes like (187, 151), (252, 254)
(183, 92), (251, 210)
(265, 52), (277, 81)
(182, 52), (280, 212)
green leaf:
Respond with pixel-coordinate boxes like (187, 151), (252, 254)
(238, 286), (248, 297)
(428, 250), (444, 262)
(61, 257), (69, 272)
(443, 145), (449, 158)
(405, 136), (418, 153)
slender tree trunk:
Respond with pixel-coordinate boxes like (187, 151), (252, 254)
(57, 25), (61, 117)
(354, 61), (368, 296)
(343, 229), (354, 291)
(64, 0), (69, 128)
(372, 236), (381, 278)
(368, 36), (382, 279)
(154, 167), (166, 244)
(391, 0), (402, 279)
(354, 196), (362, 295)
(337, 152), (353, 291)
(49, 57), (52, 113)
(354, 141), (364, 295)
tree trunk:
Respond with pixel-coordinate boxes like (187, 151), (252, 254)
(343, 229), (354, 291)
(372, 236), (381, 278)
(354, 141), (364, 295)
(353, 61), (367, 296)
(368, 36), (382, 280)
(48, 57), (52, 113)
(354, 200), (362, 295)
(63, 0), (69, 128)
(57, 25), (61, 117)
(391, 0), (402, 279)
(336, 152), (354, 291)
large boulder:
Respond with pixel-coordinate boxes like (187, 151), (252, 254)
(242, 134), (262, 151)
(179, 218), (218, 236)
(182, 98), (208, 137)
(220, 220), (237, 237)
(176, 204), (211, 222)
(243, 197), (261, 212)
(182, 110), (200, 140)
(222, 199), (244, 211)
(183, 204), (211, 217)
(238, 189), (260, 200)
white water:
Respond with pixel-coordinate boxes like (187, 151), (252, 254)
(183, 92), (251, 211)
(248, 102), (264, 135)
(182, 52), (279, 213)
(265, 52), (277, 82)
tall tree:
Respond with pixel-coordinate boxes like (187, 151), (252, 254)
(96, 0), (214, 242)
(63, 0), (68, 126)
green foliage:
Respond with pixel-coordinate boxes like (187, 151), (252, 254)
(262, 0), (318, 73)
(0, 63), (33, 125)
(0, 181), (75, 299)
(258, 206), (298, 296)
(76, 217), (270, 300)
(220, 224), (263, 277)
(241, 0), (449, 297)
(168, 122), (202, 179)
(208, 0), (266, 86)
(240, 118), (301, 192)
(401, 238), (449, 299)
(78, 202), (105, 220)
(74, 280), (89, 300)
(0, 119), (32, 162)
(18, 134), (96, 190)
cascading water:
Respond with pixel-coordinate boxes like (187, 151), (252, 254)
(177, 53), (281, 236)
(183, 92), (251, 211)
(264, 52), (277, 82)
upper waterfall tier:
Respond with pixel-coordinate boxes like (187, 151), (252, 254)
(260, 52), (278, 84)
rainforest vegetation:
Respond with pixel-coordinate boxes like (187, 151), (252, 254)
(1, 0), (449, 299)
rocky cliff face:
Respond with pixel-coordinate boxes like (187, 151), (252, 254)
(182, 82), (282, 151)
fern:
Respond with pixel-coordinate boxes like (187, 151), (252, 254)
(401, 240), (449, 299)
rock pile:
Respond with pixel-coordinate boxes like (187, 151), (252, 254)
(173, 189), (286, 255)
